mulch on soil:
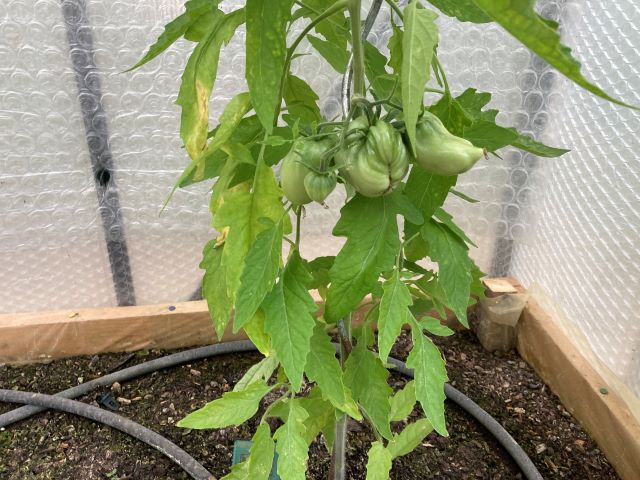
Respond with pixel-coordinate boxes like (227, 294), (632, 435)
(0, 323), (617, 479)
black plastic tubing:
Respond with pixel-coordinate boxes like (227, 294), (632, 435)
(0, 340), (543, 480)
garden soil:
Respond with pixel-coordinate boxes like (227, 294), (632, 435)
(0, 322), (618, 479)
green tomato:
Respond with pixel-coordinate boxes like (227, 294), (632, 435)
(280, 137), (334, 205)
(337, 117), (409, 197)
(304, 171), (337, 204)
(414, 111), (484, 176)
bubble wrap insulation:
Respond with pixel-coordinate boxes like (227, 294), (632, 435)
(0, 1), (638, 393)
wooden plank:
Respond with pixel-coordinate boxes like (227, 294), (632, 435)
(0, 301), (245, 364)
(517, 298), (640, 480)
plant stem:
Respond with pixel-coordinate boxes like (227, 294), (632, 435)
(383, 0), (403, 20)
(348, 0), (365, 98)
(432, 54), (450, 94)
(277, 0), (350, 126)
(295, 206), (302, 249)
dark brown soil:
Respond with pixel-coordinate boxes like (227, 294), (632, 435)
(0, 325), (617, 479)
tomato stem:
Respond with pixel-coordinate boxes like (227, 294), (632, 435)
(349, 0), (366, 98)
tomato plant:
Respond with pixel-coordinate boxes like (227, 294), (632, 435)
(129, 0), (633, 478)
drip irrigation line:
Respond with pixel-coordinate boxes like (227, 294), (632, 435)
(0, 340), (542, 480)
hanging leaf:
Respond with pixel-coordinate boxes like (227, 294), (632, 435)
(402, 2), (439, 154)
(308, 35), (350, 73)
(234, 355), (279, 392)
(246, 0), (294, 131)
(389, 380), (416, 422)
(325, 192), (405, 323)
(234, 218), (284, 330)
(425, 0), (491, 23)
(283, 74), (323, 125)
(406, 315), (448, 435)
(387, 418), (434, 458)
(378, 269), (413, 362)
(177, 8), (246, 159)
(344, 344), (393, 440)
(177, 380), (271, 429)
(127, 0), (221, 71)
(274, 399), (310, 480)
(249, 423), (276, 480)
(212, 160), (287, 308)
(365, 441), (393, 480)
(470, 0), (635, 108)
(200, 241), (233, 339)
(262, 251), (317, 392)
(421, 219), (473, 326)
(305, 324), (361, 419)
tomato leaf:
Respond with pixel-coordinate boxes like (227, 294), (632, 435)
(387, 418), (434, 458)
(308, 35), (350, 74)
(200, 241), (233, 339)
(365, 441), (393, 480)
(177, 8), (245, 159)
(283, 74), (323, 125)
(325, 193), (403, 323)
(378, 269), (412, 362)
(262, 251), (317, 392)
(402, 3), (439, 155)
(177, 380), (270, 429)
(274, 399), (310, 480)
(425, 0), (491, 23)
(246, 0), (294, 132)
(234, 218), (284, 330)
(406, 316), (448, 435)
(470, 0), (635, 108)
(389, 380), (416, 422)
(344, 344), (393, 440)
(246, 424), (275, 480)
(127, 0), (221, 71)
(233, 354), (279, 393)
(212, 161), (287, 308)
(421, 219), (473, 326)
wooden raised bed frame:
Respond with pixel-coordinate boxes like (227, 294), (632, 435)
(0, 278), (638, 479)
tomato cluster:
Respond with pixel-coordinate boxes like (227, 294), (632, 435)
(280, 110), (484, 205)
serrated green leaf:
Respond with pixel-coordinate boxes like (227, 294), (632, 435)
(235, 218), (284, 329)
(212, 160), (286, 308)
(344, 345), (393, 440)
(387, 418), (434, 458)
(262, 251), (317, 392)
(388, 22), (403, 75)
(402, 3), (438, 155)
(470, 0), (635, 108)
(190, 91), (253, 181)
(209, 148), (254, 215)
(365, 441), (393, 480)
(234, 355), (279, 392)
(425, 0), (490, 23)
(364, 42), (391, 100)
(406, 316), (448, 435)
(244, 309), (272, 355)
(200, 241), (233, 339)
(308, 34), (350, 74)
(127, 0), (221, 71)
(305, 324), (361, 419)
(178, 380), (270, 429)
(511, 135), (570, 158)
(420, 316), (455, 336)
(184, 10), (220, 42)
(403, 168), (456, 262)
(249, 423), (276, 480)
(378, 270), (412, 362)
(246, 0), (294, 131)
(220, 460), (249, 480)
(389, 380), (416, 422)
(325, 192), (404, 322)
(177, 8), (245, 159)
(274, 399), (309, 480)
(283, 74), (322, 125)
(433, 208), (477, 248)
(299, 394), (336, 450)
(421, 219), (472, 325)
(295, 0), (350, 46)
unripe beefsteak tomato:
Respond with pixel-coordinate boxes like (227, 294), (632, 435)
(280, 137), (334, 205)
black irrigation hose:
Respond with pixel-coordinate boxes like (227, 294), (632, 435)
(0, 390), (213, 480)
(0, 340), (542, 480)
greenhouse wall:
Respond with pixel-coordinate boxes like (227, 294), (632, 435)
(0, 0), (638, 397)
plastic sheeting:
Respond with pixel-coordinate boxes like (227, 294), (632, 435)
(0, 0), (638, 398)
